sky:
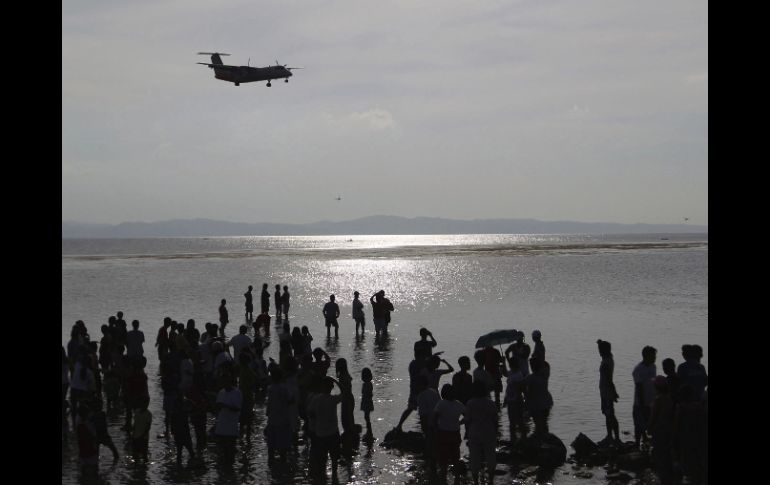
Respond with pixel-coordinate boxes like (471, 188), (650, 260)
(62, 0), (707, 226)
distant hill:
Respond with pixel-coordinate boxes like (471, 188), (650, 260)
(62, 216), (707, 238)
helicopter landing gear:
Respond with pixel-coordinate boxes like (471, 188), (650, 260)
(266, 81), (272, 87)
(285, 78), (289, 83)
(235, 82), (240, 86)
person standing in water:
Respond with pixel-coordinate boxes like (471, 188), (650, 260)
(632, 346), (657, 448)
(282, 285), (290, 320)
(352, 291), (365, 335)
(370, 290), (394, 338)
(261, 283), (270, 315)
(323, 294), (340, 338)
(274, 284), (282, 319)
(597, 339), (620, 444)
(219, 299), (229, 336)
(360, 368), (374, 438)
(244, 285), (254, 321)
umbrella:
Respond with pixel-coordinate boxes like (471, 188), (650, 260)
(475, 329), (519, 349)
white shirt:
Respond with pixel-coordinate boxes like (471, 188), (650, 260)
(228, 334), (252, 362)
(215, 388), (243, 436)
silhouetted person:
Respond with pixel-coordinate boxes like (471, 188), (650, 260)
(433, 384), (465, 482)
(352, 291), (365, 335)
(227, 325), (252, 363)
(648, 376), (675, 485)
(421, 354), (454, 390)
(465, 380), (498, 485)
(532, 329), (545, 362)
(473, 349), (494, 398)
(677, 344), (708, 401)
(674, 384), (706, 485)
(322, 294), (340, 338)
(414, 328), (437, 360)
(452, 356), (474, 405)
(415, 375), (438, 474)
(219, 299), (229, 336)
(75, 404), (98, 478)
(244, 285), (254, 320)
(633, 345), (657, 448)
(307, 376), (343, 480)
(132, 396), (152, 459)
(273, 284), (282, 319)
(503, 351), (527, 443)
(336, 358), (357, 435)
(597, 339), (620, 444)
(370, 290), (394, 337)
(282, 285), (290, 319)
(525, 357), (553, 435)
(361, 368), (374, 437)
(126, 319), (145, 362)
(93, 400), (119, 461)
(261, 283), (270, 315)
(156, 317), (172, 361)
(395, 350), (427, 431)
(484, 345), (504, 407)
(170, 396), (195, 464)
(662, 358), (681, 404)
(511, 331), (531, 377)
(265, 366), (292, 461)
(215, 372), (242, 465)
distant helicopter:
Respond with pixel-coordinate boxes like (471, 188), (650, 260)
(335, 196), (342, 201)
(197, 52), (302, 87)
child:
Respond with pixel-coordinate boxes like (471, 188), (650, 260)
(360, 368), (374, 437)
(132, 396), (153, 459)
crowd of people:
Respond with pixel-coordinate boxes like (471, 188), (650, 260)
(62, 285), (707, 485)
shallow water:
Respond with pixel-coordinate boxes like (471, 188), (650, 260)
(62, 234), (707, 484)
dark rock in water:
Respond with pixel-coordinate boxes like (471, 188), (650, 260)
(521, 432), (567, 467)
(571, 433), (598, 458)
(380, 428), (425, 453)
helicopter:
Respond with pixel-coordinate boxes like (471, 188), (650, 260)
(197, 52), (302, 87)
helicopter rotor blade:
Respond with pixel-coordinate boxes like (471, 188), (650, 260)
(197, 52), (230, 56)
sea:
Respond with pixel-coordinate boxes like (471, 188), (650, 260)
(61, 233), (708, 484)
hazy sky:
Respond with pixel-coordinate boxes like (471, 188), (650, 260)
(62, 0), (707, 226)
